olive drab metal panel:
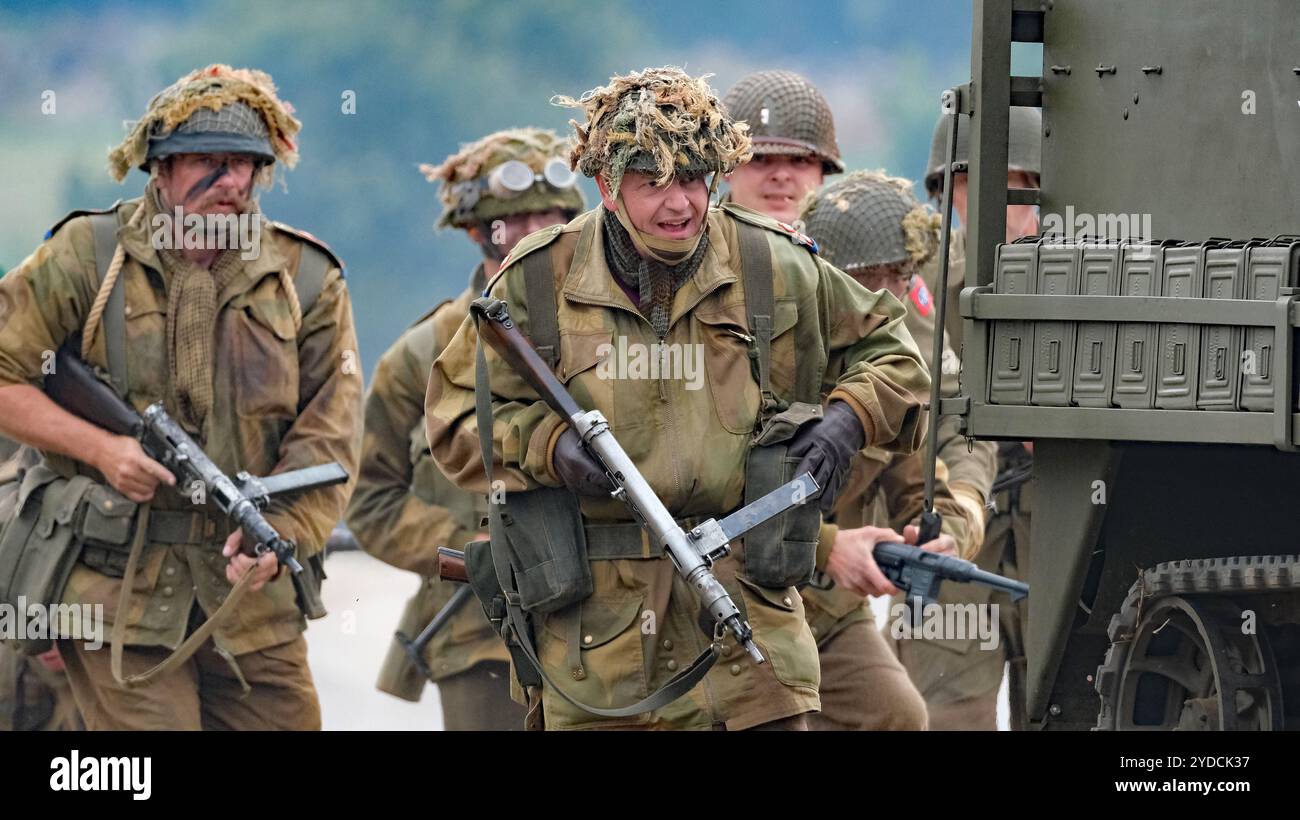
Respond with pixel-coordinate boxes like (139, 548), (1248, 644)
(1154, 244), (1207, 409)
(1241, 240), (1300, 411)
(1070, 242), (1120, 406)
(988, 240), (1038, 404)
(1196, 243), (1250, 409)
(961, 0), (1300, 731)
(1111, 244), (1162, 408)
(1030, 243), (1080, 406)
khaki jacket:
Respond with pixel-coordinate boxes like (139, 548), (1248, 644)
(0, 197), (362, 654)
(345, 277), (508, 687)
(426, 204), (930, 729)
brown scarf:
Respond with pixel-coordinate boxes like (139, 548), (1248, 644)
(145, 185), (247, 438)
(602, 209), (709, 339)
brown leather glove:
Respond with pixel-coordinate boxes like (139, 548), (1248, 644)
(551, 428), (614, 497)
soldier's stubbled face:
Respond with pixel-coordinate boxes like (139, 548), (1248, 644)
(157, 153), (256, 216)
(598, 171), (709, 242)
(725, 153), (825, 225)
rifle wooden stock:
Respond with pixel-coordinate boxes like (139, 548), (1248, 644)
(45, 344), (142, 437)
(436, 546), (469, 584)
(473, 301), (583, 421)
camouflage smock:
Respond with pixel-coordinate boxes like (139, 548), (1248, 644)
(0, 197), (362, 655)
(426, 202), (930, 730)
(345, 273), (508, 688)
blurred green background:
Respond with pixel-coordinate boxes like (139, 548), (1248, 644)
(0, 0), (1040, 377)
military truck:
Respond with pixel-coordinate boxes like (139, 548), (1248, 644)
(950, 0), (1300, 730)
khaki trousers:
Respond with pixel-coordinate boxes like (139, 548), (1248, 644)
(60, 626), (320, 730)
(436, 661), (526, 731)
(810, 617), (928, 731)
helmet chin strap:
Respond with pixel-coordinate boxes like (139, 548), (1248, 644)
(611, 173), (715, 266)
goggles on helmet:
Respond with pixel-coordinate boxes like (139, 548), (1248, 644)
(450, 158), (578, 222)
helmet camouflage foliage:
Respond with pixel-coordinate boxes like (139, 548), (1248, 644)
(800, 170), (941, 272)
(722, 69), (844, 174)
(925, 105), (1041, 197)
(109, 64), (300, 185)
(553, 66), (753, 199)
(420, 127), (585, 230)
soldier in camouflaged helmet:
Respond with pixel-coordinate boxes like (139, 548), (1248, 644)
(346, 128), (583, 730)
(427, 66), (932, 731)
(0, 64), (361, 729)
(722, 70), (844, 224)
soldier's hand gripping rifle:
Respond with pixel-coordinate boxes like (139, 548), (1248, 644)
(472, 296), (820, 665)
(44, 342), (348, 618)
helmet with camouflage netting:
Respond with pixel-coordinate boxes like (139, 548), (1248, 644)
(109, 64), (300, 186)
(421, 127), (586, 230)
(722, 69), (844, 174)
(552, 66), (753, 199)
(800, 170), (942, 273)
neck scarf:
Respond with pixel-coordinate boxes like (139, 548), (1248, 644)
(146, 183), (248, 438)
(601, 208), (709, 339)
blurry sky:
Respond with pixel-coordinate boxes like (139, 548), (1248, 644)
(0, 0), (1040, 376)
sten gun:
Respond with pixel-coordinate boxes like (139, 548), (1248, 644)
(44, 342), (348, 619)
(472, 296), (820, 664)
(873, 540), (1028, 608)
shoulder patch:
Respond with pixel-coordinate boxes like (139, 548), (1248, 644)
(496, 223), (567, 281)
(45, 201), (123, 240)
(719, 201), (818, 254)
(910, 277), (933, 317)
(271, 221), (345, 273)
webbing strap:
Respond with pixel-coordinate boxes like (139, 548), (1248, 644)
(295, 244), (331, 318)
(521, 250), (559, 369)
(109, 505), (256, 689)
(736, 222), (776, 406)
(87, 214), (128, 396)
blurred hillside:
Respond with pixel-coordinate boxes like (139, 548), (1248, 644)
(1, 0), (1043, 377)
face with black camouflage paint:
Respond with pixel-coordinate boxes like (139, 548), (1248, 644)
(156, 152), (257, 217)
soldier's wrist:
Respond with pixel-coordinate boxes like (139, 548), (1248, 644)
(815, 521), (838, 570)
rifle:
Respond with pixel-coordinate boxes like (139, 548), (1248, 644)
(393, 547), (475, 680)
(872, 541), (1027, 608)
(472, 297), (819, 665)
(44, 342), (348, 618)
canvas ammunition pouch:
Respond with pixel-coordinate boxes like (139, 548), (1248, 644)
(743, 402), (824, 587)
(0, 463), (94, 655)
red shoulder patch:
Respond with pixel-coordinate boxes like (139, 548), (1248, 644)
(910, 278), (933, 317)
(774, 220), (819, 254)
